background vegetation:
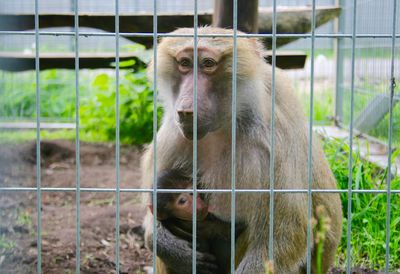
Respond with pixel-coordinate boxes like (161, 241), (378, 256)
(323, 138), (400, 270)
(0, 48), (160, 145)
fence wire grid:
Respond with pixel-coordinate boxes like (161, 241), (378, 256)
(0, 0), (399, 273)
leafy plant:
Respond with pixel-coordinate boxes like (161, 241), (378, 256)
(80, 68), (162, 145)
(313, 205), (331, 274)
(0, 235), (15, 251)
(322, 137), (400, 271)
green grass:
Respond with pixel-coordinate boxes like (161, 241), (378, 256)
(323, 137), (400, 271)
(0, 235), (15, 251)
(16, 210), (33, 228)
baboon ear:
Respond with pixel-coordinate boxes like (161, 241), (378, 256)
(148, 204), (154, 214)
(157, 212), (168, 221)
(148, 204), (167, 220)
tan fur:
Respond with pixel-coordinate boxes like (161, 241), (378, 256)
(142, 27), (342, 273)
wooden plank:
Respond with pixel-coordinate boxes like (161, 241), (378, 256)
(0, 51), (306, 71)
(354, 94), (399, 133)
(0, 7), (340, 49)
(0, 52), (145, 71)
(315, 126), (400, 177)
(265, 51), (306, 69)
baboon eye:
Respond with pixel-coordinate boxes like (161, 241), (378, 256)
(178, 58), (192, 68)
(178, 197), (187, 205)
(202, 58), (217, 68)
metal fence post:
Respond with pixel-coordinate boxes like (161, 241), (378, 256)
(34, 0), (42, 272)
(385, 0), (397, 272)
(73, 0), (81, 272)
(335, 0), (345, 126)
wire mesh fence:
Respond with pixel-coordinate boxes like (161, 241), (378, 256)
(0, 0), (399, 273)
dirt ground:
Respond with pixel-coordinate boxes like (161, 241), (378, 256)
(0, 140), (384, 274)
(0, 140), (152, 274)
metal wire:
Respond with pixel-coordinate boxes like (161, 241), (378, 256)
(151, 0), (158, 273)
(114, 0), (121, 272)
(34, 0), (42, 272)
(385, 0), (397, 272)
(2, 187), (399, 194)
(231, 0), (238, 272)
(3, 1), (399, 273)
(306, 0), (316, 273)
(268, 0), (277, 264)
(1, 31), (400, 39)
(335, 0), (346, 124)
(73, 0), (81, 272)
(192, 1), (198, 273)
(346, 0), (358, 272)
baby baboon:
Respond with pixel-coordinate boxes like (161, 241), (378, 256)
(150, 169), (243, 274)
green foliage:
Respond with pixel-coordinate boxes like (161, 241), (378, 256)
(17, 209), (33, 229)
(0, 235), (15, 251)
(313, 206), (331, 274)
(0, 69), (89, 119)
(0, 47), (160, 145)
(80, 69), (161, 145)
(322, 137), (400, 271)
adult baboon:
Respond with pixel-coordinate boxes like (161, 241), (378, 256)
(141, 27), (342, 273)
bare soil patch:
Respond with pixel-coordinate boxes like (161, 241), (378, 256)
(0, 140), (381, 274)
(0, 140), (151, 273)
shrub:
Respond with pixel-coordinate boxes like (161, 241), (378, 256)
(80, 67), (162, 145)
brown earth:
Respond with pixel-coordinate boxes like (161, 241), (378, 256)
(0, 140), (383, 274)
(0, 140), (152, 274)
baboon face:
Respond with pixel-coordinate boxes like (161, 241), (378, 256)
(172, 46), (231, 140)
(153, 27), (265, 140)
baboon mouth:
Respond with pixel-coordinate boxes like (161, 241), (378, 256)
(179, 126), (208, 140)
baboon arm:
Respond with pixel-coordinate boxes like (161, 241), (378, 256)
(145, 215), (218, 274)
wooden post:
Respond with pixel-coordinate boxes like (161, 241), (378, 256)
(213, 0), (259, 33)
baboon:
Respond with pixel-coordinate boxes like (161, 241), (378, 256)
(151, 169), (244, 274)
(141, 27), (342, 273)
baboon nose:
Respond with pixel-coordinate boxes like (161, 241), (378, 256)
(177, 110), (193, 122)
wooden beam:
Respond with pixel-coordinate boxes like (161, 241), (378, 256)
(0, 51), (306, 71)
(213, 0), (259, 33)
(315, 126), (400, 177)
(0, 52), (145, 71)
(354, 94), (399, 133)
(265, 51), (306, 69)
(0, 7), (340, 48)
(258, 6), (341, 47)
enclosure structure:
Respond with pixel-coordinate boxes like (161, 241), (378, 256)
(0, 0), (399, 273)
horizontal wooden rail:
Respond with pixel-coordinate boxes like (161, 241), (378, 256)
(0, 50), (306, 71)
(0, 6), (340, 48)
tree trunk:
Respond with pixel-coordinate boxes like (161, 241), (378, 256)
(212, 0), (259, 33)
